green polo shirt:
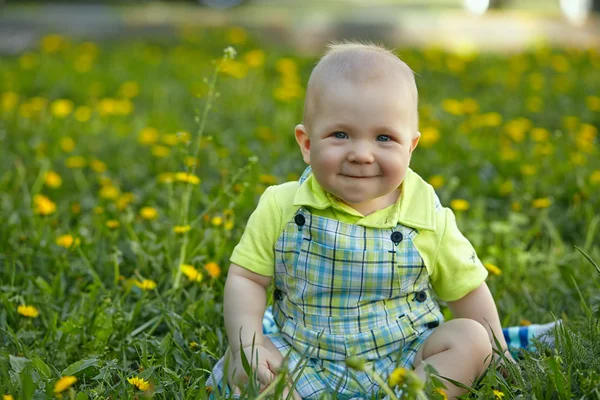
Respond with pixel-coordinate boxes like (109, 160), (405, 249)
(231, 168), (487, 302)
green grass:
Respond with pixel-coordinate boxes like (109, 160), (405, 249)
(0, 28), (599, 399)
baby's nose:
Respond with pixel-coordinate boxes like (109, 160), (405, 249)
(348, 145), (375, 164)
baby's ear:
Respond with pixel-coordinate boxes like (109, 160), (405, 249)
(295, 124), (311, 164)
(410, 131), (421, 153)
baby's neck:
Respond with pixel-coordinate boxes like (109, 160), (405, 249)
(345, 188), (401, 216)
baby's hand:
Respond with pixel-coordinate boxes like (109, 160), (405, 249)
(228, 344), (281, 390)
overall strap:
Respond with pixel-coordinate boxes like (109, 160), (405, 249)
(298, 165), (312, 184)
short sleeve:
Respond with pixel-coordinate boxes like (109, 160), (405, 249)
(428, 208), (488, 302)
(230, 186), (282, 276)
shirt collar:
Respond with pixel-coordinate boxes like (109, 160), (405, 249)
(293, 168), (437, 231)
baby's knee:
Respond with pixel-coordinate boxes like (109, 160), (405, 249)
(452, 318), (493, 362)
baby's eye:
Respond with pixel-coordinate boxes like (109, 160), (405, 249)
(376, 135), (391, 142)
(333, 131), (348, 139)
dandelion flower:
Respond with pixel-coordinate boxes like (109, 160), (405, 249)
(105, 220), (120, 229)
(211, 216), (223, 226)
(428, 175), (444, 189)
(493, 389), (505, 399)
(56, 234), (80, 249)
(205, 262), (221, 279)
(434, 388), (448, 400)
(44, 171), (62, 188)
(450, 199), (470, 211)
(181, 264), (203, 282)
(388, 367), (407, 387)
(51, 99), (74, 118)
(33, 194), (56, 216)
(484, 263), (502, 276)
(4, 394), (15, 400)
(590, 170), (600, 185)
(174, 172), (200, 185)
(532, 197), (551, 209)
(173, 225), (191, 234)
(127, 376), (150, 391)
(17, 305), (39, 318)
(54, 376), (77, 394)
(134, 279), (157, 291)
(65, 156), (86, 169)
(140, 207), (158, 220)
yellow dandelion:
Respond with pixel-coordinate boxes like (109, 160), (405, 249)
(531, 127), (549, 142)
(493, 389), (505, 399)
(520, 165), (537, 176)
(74, 106), (92, 122)
(434, 388), (448, 400)
(151, 145), (170, 158)
(119, 81), (140, 98)
(184, 156), (198, 167)
(204, 262), (221, 279)
(17, 305), (39, 318)
(222, 60), (248, 79)
(65, 156), (87, 169)
(174, 172), (200, 185)
(2, 91), (19, 111)
(181, 264), (203, 282)
(428, 175), (444, 189)
(33, 194), (56, 216)
(441, 99), (463, 115)
(54, 376), (77, 394)
(4, 395), (15, 400)
(59, 137), (76, 153)
(51, 99), (74, 118)
(586, 95), (600, 111)
(173, 225), (191, 234)
(90, 159), (107, 173)
(41, 34), (64, 53)
(127, 376), (151, 391)
(105, 220), (120, 230)
(161, 133), (178, 146)
(140, 207), (158, 220)
(244, 49), (266, 68)
(224, 220), (234, 230)
(419, 126), (440, 147)
(498, 181), (513, 196)
(512, 201), (522, 212)
(135, 280), (157, 291)
(590, 170), (600, 185)
(450, 199), (470, 211)
(99, 185), (120, 200)
(55, 234), (80, 249)
(44, 171), (62, 188)
(211, 216), (223, 226)
(484, 263), (502, 276)
(388, 367), (407, 387)
(116, 193), (135, 210)
(138, 127), (159, 145)
(157, 172), (174, 184)
(532, 197), (551, 209)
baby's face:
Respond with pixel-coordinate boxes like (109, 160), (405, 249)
(296, 76), (420, 214)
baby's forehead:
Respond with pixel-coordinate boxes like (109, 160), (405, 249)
(310, 47), (415, 86)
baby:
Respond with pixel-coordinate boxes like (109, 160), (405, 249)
(210, 42), (513, 399)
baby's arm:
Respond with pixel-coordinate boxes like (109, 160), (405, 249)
(446, 282), (513, 361)
(224, 263), (288, 389)
(224, 263), (271, 353)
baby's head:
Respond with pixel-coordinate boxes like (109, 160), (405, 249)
(295, 42), (421, 215)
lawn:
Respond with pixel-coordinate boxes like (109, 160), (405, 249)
(0, 27), (599, 399)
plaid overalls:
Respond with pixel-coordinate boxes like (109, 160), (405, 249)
(264, 168), (443, 399)
(209, 168), (444, 399)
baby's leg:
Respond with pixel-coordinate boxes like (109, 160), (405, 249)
(412, 319), (492, 399)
